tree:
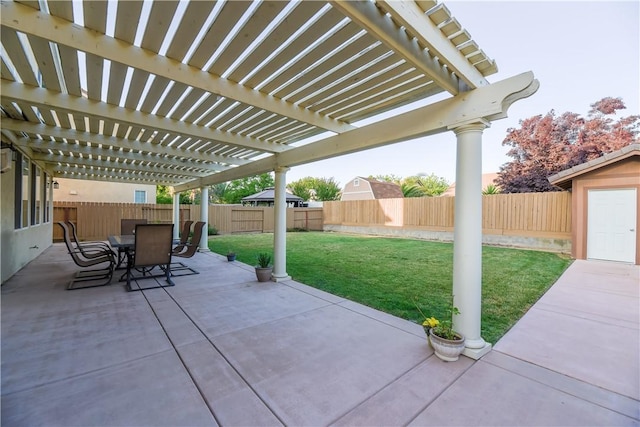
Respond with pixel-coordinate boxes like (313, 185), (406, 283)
(402, 173), (449, 197)
(156, 185), (192, 204)
(288, 177), (316, 201)
(497, 97), (639, 193)
(482, 184), (501, 195)
(313, 177), (341, 201)
(222, 173), (275, 204)
(369, 174), (402, 184)
(288, 177), (342, 201)
(209, 183), (230, 204)
(401, 183), (425, 198)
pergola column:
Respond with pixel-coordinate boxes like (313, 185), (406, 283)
(451, 120), (492, 360)
(198, 187), (209, 252)
(172, 191), (180, 241)
(272, 166), (291, 281)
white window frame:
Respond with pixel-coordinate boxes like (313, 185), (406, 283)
(134, 190), (147, 204)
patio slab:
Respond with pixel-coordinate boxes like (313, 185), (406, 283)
(2, 245), (639, 426)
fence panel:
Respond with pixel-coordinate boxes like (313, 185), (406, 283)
(323, 192), (571, 239)
(53, 202), (323, 241)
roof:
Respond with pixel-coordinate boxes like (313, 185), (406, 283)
(442, 172), (498, 196)
(361, 177), (404, 199)
(548, 143), (640, 190)
(242, 188), (302, 202)
(0, 1), (506, 192)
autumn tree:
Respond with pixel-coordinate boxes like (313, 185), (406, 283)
(497, 97), (639, 193)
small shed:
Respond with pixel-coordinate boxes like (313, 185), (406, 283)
(241, 188), (304, 207)
(548, 143), (640, 265)
(341, 177), (403, 201)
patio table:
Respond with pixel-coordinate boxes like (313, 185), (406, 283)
(108, 234), (134, 270)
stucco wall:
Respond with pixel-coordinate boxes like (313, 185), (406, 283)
(53, 178), (157, 203)
(571, 158), (640, 264)
(1, 165), (52, 284)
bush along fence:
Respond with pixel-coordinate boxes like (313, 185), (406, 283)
(322, 192), (572, 253)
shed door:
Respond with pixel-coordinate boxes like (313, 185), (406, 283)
(587, 189), (637, 263)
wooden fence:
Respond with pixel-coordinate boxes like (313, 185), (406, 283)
(323, 192), (572, 248)
(54, 193), (571, 251)
(53, 202), (323, 241)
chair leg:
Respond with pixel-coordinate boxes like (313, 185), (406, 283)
(67, 264), (115, 290)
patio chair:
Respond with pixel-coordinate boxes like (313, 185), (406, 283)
(67, 221), (114, 257)
(117, 219), (148, 265)
(125, 223), (175, 291)
(169, 221), (205, 276)
(172, 220), (193, 254)
(121, 218), (148, 235)
(58, 222), (116, 290)
(173, 221), (205, 259)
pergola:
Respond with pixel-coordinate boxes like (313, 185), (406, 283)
(0, 0), (538, 358)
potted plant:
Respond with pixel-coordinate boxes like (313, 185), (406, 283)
(255, 252), (272, 282)
(226, 250), (236, 262)
(416, 298), (465, 362)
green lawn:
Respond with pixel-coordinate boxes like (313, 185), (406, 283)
(208, 232), (571, 344)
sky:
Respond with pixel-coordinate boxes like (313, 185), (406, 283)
(285, 1), (640, 187)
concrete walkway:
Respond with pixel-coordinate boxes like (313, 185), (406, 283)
(1, 246), (638, 426)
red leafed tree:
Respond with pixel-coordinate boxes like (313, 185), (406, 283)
(496, 97), (639, 193)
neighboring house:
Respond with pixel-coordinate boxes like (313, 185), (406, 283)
(441, 172), (499, 196)
(341, 177), (403, 201)
(53, 178), (157, 203)
(241, 188), (304, 207)
(548, 143), (640, 265)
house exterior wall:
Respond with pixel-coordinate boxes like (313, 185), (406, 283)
(1, 158), (53, 283)
(53, 178), (156, 203)
(341, 178), (374, 201)
(571, 158), (640, 264)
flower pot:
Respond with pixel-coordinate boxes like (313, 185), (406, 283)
(429, 329), (465, 362)
(226, 254), (236, 262)
(255, 267), (272, 282)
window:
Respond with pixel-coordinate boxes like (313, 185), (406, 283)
(134, 190), (147, 204)
(354, 178), (360, 187)
(15, 154), (29, 228)
(44, 173), (50, 223)
(32, 165), (41, 225)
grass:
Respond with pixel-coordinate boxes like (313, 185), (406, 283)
(208, 231), (572, 344)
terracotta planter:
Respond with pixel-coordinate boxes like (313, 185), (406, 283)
(429, 329), (465, 362)
(255, 267), (272, 282)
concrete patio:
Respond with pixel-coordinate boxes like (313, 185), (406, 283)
(2, 244), (638, 426)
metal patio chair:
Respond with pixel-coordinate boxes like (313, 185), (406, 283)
(120, 218), (148, 235)
(67, 221), (114, 257)
(125, 223), (175, 291)
(58, 222), (116, 290)
(173, 221), (205, 259)
(172, 220), (193, 254)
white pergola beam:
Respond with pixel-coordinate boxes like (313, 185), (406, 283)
(0, 81), (290, 154)
(377, 0), (491, 89)
(2, 118), (248, 166)
(54, 166), (186, 185)
(330, 0), (460, 95)
(31, 153), (209, 178)
(174, 72), (538, 192)
(0, 1), (356, 134)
